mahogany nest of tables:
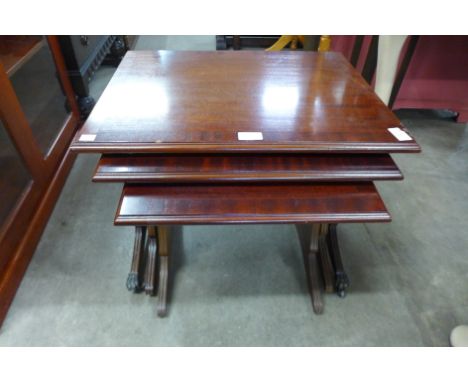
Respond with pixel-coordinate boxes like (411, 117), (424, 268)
(69, 50), (421, 318)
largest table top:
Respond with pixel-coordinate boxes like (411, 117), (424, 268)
(71, 50), (420, 154)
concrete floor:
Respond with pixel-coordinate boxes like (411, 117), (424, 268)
(1, 36), (467, 346)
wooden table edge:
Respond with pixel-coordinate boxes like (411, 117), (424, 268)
(93, 171), (404, 183)
(71, 141), (422, 154)
(114, 213), (392, 225)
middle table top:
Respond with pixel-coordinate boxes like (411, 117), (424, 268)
(71, 50), (420, 154)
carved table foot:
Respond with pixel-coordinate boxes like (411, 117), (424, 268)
(156, 226), (170, 317)
(77, 96), (95, 118)
(335, 272), (350, 298)
(327, 224), (350, 298)
(103, 36), (127, 66)
(126, 226), (146, 293)
(126, 273), (139, 292)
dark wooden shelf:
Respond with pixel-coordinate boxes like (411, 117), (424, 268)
(0, 36), (45, 77)
(94, 153), (403, 183)
(115, 182), (391, 225)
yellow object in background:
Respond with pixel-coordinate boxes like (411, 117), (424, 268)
(266, 35), (331, 51)
(318, 35), (331, 51)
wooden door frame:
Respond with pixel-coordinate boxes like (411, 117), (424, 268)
(0, 35), (80, 327)
(0, 36), (80, 182)
(42, 37), (81, 173)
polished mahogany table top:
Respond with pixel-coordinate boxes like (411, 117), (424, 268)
(94, 153), (402, 183)
(71, 50), (420, 154)
(115, 182), (391, 225)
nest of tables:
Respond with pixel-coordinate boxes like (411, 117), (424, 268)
(71, 50), (420, 317)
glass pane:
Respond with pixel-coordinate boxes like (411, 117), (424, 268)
(0, 118), (33, 226)
(7, 36), (70, 155)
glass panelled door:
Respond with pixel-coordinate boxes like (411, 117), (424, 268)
(5, 36), (71, 156)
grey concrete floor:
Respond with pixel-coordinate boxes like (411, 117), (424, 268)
(1, 36), (467, 346)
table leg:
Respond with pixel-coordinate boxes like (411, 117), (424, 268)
(156, 225), (170, 317)
(126, 226), (146, 292)
(296, 224), (324, 314)
(318, 224), (335, 294)
(327, 224), (350, 298)
(144, 226), (158, 295)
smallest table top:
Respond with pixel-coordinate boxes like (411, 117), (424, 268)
(115, 183), (391, 225)
(72, 50), (420, 154)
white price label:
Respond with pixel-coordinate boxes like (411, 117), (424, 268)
(237, 132), (263, 141)
(388, 127), (412, 141)
(79, 134), (97, 142)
